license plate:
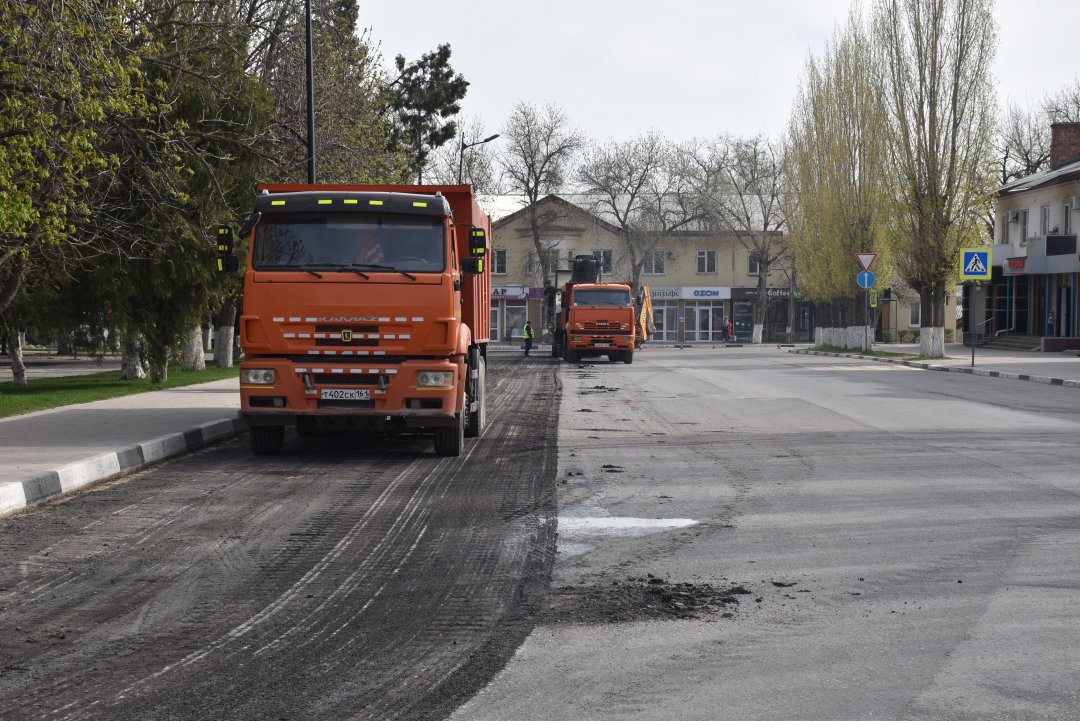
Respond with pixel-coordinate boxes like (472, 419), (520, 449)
(320, 388), (370, 401)
(593, 341), (611, 347)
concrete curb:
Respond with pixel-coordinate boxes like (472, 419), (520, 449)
(0, 417), (247, 517)
(790, 349), (1080, 389)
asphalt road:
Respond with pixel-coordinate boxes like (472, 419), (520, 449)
(0, 355), (560, 721)
(5, 347), (1080, 720)
(453, 347), (1080, 721)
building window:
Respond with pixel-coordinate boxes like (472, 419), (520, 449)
(1002, 213), (1010, 244)
(592, 249), (613, 275)
(492, 249), (507, 275)
(697, 250), (716, 273)
(529, 249), (562, 276)
(643, 249), (665, 275)
(1065, 205), (1073, 235)
(748, 251), (760, 276)
(1041, 206), (1050, 235)
(1021, 209), (1029, 240)
(909, 301), (921, 327)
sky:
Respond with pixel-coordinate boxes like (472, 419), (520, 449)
(359, 0), (1080, 144)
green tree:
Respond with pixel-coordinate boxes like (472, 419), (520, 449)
(0, 0), (143, 315)
(874, 0), (997, 357)
(389, 43), (469, 183)
(785, 7), (888, 350)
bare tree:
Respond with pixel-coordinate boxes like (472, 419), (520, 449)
(425, 116), (502, 191)
(999, 101), (1051, 184)
(874, 0), (997, 358)
(1042, 77), (1080, 123)
(497, 102), (585, 283)
(577, 134), (665, 288)
(693, 136), (786, 344)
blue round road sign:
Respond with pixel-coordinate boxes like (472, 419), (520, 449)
(857, 271), (876, 289)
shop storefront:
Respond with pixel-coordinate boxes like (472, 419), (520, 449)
(491, 285), (528, 341)
(648, 287), (731, 343)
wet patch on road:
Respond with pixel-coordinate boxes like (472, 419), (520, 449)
(541, 576), (752, 624)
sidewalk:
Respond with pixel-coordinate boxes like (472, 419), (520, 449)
(2, 343), (1079, 518)
(0, 376), (243, 516)
(795, 342), (1080, 387)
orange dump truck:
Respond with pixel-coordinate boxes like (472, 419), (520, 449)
(551, 255), (635, 364)
(223, 184), (491, 456)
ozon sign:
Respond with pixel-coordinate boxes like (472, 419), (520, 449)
(684, 287), (731, 300)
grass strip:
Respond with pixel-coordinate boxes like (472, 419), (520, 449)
(0, 365), (239, 419)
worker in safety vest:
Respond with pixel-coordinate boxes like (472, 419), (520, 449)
(522, 320), (534, 357)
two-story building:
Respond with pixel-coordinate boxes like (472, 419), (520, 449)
(985, 122), (1080, 349)
(484, 194), (809, 344)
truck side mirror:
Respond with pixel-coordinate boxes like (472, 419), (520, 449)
(215, 225), (239, 273)
(461, 257), (484, 274)
(469, 228), (487, 256)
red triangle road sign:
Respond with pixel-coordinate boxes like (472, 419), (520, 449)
(856, 253), (877, 271)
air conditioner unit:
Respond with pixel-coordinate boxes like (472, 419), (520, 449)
(1007, 211), (1020, 223)
(1070, 196), (1080, 211)
(665, 250), (677, 259)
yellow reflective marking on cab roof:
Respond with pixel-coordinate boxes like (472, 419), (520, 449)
(369, 200), (384, 206)
(271, 200), (286, 206)
(412, 201), (428, 207)
(318, 199), (332, 205)
(344, 199), (358, 204)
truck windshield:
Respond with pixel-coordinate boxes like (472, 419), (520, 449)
(252, 214), (445, 273)
(573, 288), (632, 307)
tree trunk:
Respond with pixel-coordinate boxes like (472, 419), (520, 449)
(6, 328), (27, 386)
(180, 325), (205, 371)
(919, 283), (947, 358)
(213, 300), (237, 368)
(149, 358), (168, 384)
(119, 334), (147, 380)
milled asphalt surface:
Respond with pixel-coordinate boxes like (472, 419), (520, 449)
(1, 343), (1078, 519)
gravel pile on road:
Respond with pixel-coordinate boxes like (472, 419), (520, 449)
(542, 575), (751, 624)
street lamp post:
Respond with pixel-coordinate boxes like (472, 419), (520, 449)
(457, 133), (500, 185)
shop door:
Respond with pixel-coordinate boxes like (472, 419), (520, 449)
(733, 300), (753, 342)
(696, 307), (713, 342)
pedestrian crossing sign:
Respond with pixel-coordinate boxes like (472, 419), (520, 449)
(960, 248), (991, 280)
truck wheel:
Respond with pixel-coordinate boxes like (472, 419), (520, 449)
(566, 349), (579, 363)
(434, 409), (464, 456)
(250, 425), (284, 455)
(465, 354), (486, 438)
(623, 351), (634, 364)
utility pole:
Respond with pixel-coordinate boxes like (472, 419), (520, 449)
(304, 0), (316, 184)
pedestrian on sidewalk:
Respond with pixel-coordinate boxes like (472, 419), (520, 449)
(725, 318), (734, 342)
(523, 320), (534, 357)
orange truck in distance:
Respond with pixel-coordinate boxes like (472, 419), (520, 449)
(551, 255), (635, 364)
(220, 184), (491, 456)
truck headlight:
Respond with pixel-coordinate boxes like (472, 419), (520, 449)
(417, 371), (453, 387)
(572, 336), (584, 342)
(241, 369), (276, 385)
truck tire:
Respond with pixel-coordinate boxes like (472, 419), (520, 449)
(623, 351), (634, 364)
(250, 425), (284, 455)
(434, 409), (464, 456)
(465, 353), (486, 438)
(566, 348), (579, 364)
